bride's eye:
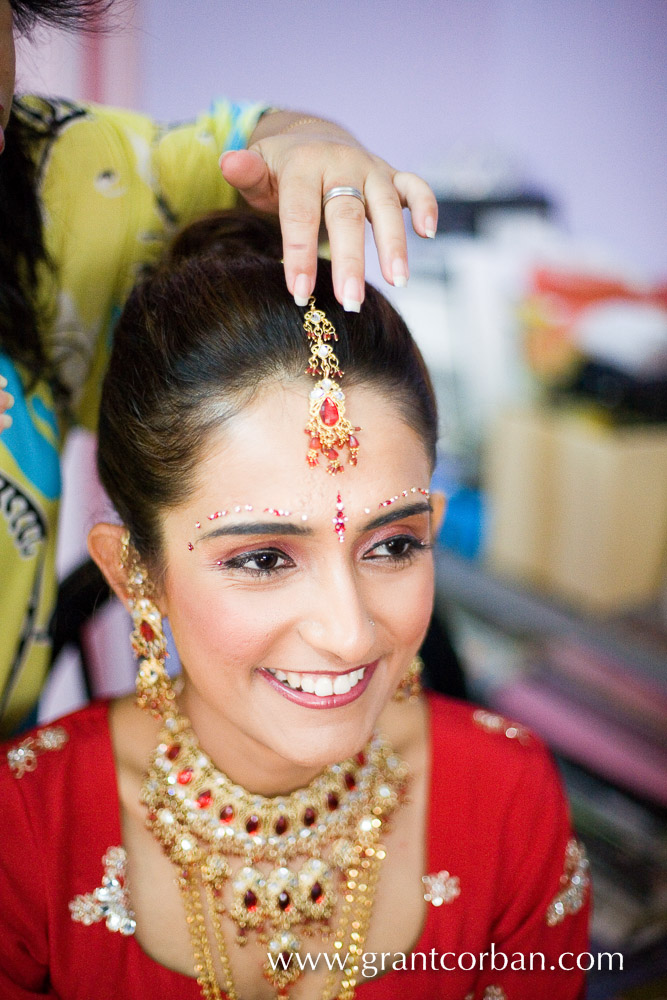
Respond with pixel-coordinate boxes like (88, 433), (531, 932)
(364, 535), (431, 564)
(220, 549), (295, 577)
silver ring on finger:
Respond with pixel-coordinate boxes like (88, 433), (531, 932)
(322, 186), (366, 209)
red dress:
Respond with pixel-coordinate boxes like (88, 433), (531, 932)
(0, 694), (590, 999)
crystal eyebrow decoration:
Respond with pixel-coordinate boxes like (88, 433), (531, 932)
(189, 505), (309, 548)
(378, 486), (431, 508)
(303, 297), (360, 475)
(333, 493), (347, 543)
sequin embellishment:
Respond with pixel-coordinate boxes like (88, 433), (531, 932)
(6, 725), (69, 778)
(472, 709), (531, 745)
(422, 869), (461, 906)
(465, 989), (508, 1000)
(333, 493), (347, 542)
(378, 486), (430, 507)
(69, 847), (137, 936)
(546, 838), (590, 926)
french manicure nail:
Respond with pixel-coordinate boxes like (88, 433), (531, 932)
(0, 413), (12, 429)
(425, 216), (437, 239)
(392, 259), (408, 288)
(342, 277), (362, 313)
(293, 273), (311, 307)
(0, 374), (7, 388)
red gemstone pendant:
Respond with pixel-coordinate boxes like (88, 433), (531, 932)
(244, 890), (258, 911)
(140, 621), (155, 643)
(320, 397), (339, 426)
(246, 815), (260, 834)
(303, 807), (316, 827)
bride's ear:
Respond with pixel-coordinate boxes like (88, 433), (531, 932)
(87, 523), (132, 609)
(430, 491), (447, 535)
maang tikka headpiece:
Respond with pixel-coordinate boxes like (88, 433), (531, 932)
(303, 297), (360, 475)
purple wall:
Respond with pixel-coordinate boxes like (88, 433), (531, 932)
(137, 0), (666, 279)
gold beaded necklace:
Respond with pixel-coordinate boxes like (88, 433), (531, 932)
(141, 708), (409, 999)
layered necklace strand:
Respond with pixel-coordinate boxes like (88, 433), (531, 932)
(141, 708), (409, 999)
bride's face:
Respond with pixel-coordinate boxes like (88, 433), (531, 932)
(158, 380), (441, 772)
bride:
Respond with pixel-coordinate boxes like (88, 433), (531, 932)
(1, 211), (589, 999)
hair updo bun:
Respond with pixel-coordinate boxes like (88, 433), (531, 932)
(98, 210), (437, 568)
(165, 210), (284, 269)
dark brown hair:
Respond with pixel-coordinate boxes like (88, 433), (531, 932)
(9, 0), (114, 33)
(97, 211), (438, 566)
(2, 0), (117, 400)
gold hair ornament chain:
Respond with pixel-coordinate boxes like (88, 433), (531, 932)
(303, 297), (360, 474)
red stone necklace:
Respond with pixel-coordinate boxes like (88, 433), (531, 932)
(141, 708), (408, 998)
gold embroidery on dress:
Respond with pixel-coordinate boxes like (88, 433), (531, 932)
(472, 709), (531, 745)
(463, 988), (507, 1000)
(69, 846), (137, 936)
(6, 725), (69, 777)
(546, 838), (590, 926)
(422, 869), (461, 906)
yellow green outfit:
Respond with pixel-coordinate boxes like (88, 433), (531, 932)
(0, 95), (267, 735)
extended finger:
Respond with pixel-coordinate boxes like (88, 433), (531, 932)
(0, 388), (14, 413)
(363, 172), (410, 288)
(0, 387), (13, 431)
(276, 168), (323, 306)
(392, 171), (439, 239)
(323, 189), (368, 312)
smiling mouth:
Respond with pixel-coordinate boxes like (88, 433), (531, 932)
(263, 667), (367, 698)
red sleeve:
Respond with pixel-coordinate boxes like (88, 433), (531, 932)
(468, 742), (591, 999)
(0, 757), (56, 997)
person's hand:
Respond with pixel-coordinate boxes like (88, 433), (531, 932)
(220, 118), (437, 312)
(0, 374), (13, 432)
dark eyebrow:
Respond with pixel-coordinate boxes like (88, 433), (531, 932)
(196, 521), (314, 544)
(195, 501), (432, 545)
(364, 501), (433, 532)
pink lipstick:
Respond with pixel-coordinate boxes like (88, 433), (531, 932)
(259, 661), (377, 709)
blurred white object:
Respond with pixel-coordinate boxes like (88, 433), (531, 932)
(576, 301), (667, 377)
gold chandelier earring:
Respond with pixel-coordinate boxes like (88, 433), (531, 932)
(120, 528), (174, 718)
(393, 655), (424, 702)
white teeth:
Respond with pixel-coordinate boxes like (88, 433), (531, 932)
(267, 666), (368, 697)
(314, 676), (335, 697)
(333, 674), (351, 695)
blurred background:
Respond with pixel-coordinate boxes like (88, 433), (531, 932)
(16, 2), (667, 997)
